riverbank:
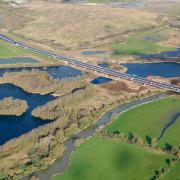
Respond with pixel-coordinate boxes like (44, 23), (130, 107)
(106, 95), (180, 147)
(0, 97), (28, 116)
(0, 83), (154, 178)
(23, 93), (167, 180)
(53, 136), (172, 180)
(51, 94), (180, 180)
(0, 64), (158, 179)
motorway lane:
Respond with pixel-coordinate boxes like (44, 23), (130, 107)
(0, 34), (179, 93)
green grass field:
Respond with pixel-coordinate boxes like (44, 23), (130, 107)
(0, 40), (27, 58)
(162, 162), (180, 180)
(106, 96), (180, 147)
(0, 40), (58, 63)
(160, 116), (180, 147)
(111, 28), (175, 56)
(52, 136), (171, 180)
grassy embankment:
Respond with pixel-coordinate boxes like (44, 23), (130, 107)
(105, 95), (180, 179)
(52, 136), (171, 180)
(0, 40), (26, 58)
(0, 41), (152, 179)
(0, 97), (28, 116)
(163, 162), (180, 180)
(0, 84), (156, 179)
(0, 86), (95, 179)
(1, 81), (140, 179)
(53, 96), (179, 180)
(111, 27), (176, 56)
(0, 32), (161, 179)
(106, 96), (180, 147)
(0, 40), (58, 63)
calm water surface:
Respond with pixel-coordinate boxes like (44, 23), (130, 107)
(0, 65), (82, 144)
(122, 62), (180, 78)
(23, 94), (167, 180)
(0, 57), (39, 64)
(0, 84), (56, 145)
(0, 65), (82, 79)
(90, 76), (112, 84)
(81, 50), (106, 55)
(0, 59), (179, 145)
(139, 48), (180, 59)
(158, 112), (180, 141)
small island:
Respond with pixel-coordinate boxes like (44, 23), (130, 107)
(0, 97), (28, 116)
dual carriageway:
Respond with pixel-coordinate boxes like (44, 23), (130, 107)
(0, 34), (179, 93)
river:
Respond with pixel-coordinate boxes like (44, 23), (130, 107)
(22, 93), (167, 180)
(0, 57), (179, 179)
(158, 112), (180, 141)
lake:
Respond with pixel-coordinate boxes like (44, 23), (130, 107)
(0, 65), (82, 145)
(81, 50), (106, 55)
(0, 84), (56, 145)
(0, 65), (82, 79)
(122, 62), (180, 78)
(0, 60), (179, 144)
(23, 94), (167, 180)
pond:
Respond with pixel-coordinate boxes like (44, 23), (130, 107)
(122, 62), (180, 78)
(0, 65), (82, 79)
(0, 57), (39, 64)
(90, 76), (112, 85)
(119, 2), (145, 9)
(46, 66), (82, 79)
(81, 50), (106, 55)
(139, 48), (180, 60)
